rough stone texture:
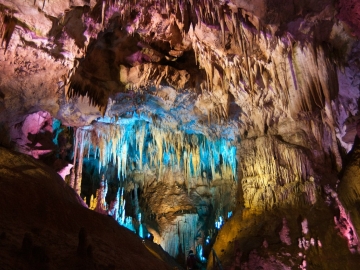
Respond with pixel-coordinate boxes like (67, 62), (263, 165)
(0, 147), (178, 269)
(1, 0), (360, 269)
(338, 0), (360, 38)
(338, 137), (360, 243)
(9, 111), (54, 158)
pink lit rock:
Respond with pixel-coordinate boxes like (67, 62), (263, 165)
(29, 149), (52, 159)
(310, 238), (315, 246)
(57, 163), (74, 180)
(279, 218), (292, 246)
(245, 250), (291, 270)
(326, 185), (360, 253)
(262, 239), (268, 249)
(301, 218), (309, 235)
(10, 111), (54, 159)
(21, 111), (52, 139)
(298, 238), (303, 249)
(300, 259), (307, 269)
(338, 0), (360, 38)
(334, 200), (360, 254)
(317, 239), (322, 248)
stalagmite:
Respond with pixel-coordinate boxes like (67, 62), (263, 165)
(94, 175), (108, 215)
(118, 188), (126, 224)
(89, 194), (97, 210)
(108, 188), (120, 220)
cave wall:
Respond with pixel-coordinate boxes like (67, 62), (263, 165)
(1, 0), (360, 269)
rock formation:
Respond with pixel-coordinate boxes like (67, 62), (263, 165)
(1, 0), (360, 269)
(0, 146), (179, 269)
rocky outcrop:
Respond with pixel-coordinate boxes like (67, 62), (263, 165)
(209, 131), (360, 269)
(338, 135), (360, 246)
(0, 146), (178, 269)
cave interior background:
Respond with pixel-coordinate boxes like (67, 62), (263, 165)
(1, 0), (360, 269)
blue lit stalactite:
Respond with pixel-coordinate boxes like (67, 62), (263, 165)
(73, 120), (238, 257)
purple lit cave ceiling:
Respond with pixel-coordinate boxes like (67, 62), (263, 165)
(1, 0), (360, 269)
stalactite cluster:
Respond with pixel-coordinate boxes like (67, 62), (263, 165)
(190, 24), (341, 136)
(64, 0), (343, 142)
(239, 136), (318, 210)
(105, 0), (261, 39)
(67, 118), (237, 259)
(68, 71), (113, 115)
(71, 120), (237, 186)
(160, 213), (199, 258)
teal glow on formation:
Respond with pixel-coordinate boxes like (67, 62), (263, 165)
(76, 120), (237, 182)
(52, 119), (62, 145)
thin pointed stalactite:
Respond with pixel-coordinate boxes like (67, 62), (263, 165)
(136, 123), (146, 170)
(75, 129), (86, 195)
(71, 121), (237, 183)
(1, 14), (16, 54)
(70, 127), (79, 189)
(133, 184), (140, 218)
(101, 0), (106, 30)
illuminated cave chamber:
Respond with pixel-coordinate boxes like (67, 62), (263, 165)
(68, 118), (237, 259)
(3, 0), (360, 268)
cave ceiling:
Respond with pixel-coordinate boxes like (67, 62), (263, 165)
(0, 0), (358, 143)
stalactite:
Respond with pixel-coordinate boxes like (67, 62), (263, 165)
(71, 121), (237, 188)
(70, 128), (79, 189)
(75, 129), (86, 195)
(217, 6), (225, 47)
(1, 13), (16, 53)
(119, 143), (128, 179)
(151, 125), (164, 177)
(108, 188), (120, 220)
(133, 184), (140, 219)
(136, 121), (146, 169)
(160, 214), (199, 258)
(240, 136), (315, 210)
(101, 0), (106, 29)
